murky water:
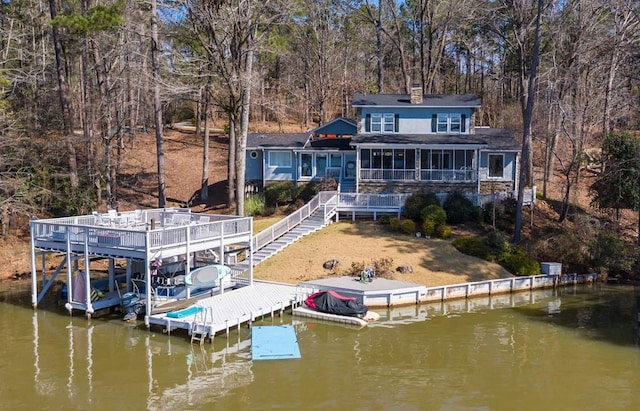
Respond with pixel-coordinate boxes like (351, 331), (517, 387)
(2, 282), (640, 410)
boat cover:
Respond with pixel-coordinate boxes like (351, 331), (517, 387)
(185, 264), (231, 286)
(304, 290), (368, 318)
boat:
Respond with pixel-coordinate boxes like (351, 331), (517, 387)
(294, 290), (379, 327)
(304, 290), (369, 318)
(122, 264), (233, 320)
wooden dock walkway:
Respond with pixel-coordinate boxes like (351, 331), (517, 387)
(147, 281), (313, 341)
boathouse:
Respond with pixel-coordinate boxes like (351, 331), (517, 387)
(29, 208), (254, 320)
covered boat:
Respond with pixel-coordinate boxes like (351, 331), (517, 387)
(304, 290), (368, 318)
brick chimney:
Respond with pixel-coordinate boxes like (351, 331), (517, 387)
(410, 84), (423, 104)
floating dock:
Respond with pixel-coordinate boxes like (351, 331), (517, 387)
(292, 305), (380, 327)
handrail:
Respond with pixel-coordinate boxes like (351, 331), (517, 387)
(251, 191), (339, 252)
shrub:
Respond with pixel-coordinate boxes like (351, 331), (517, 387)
(400, 219), (416, 234)
(297, 182), (318, 202)
(483, 198), (517, 230)
(484, 230), (509, 255)
(379, 215), (391, 225)
(372, 257), (395, 278)
(244, 194), (265, 216)
(452, 235), (494, 260)
(420, 204), (447, 227)
(422, 219), (436, 236)
(389, 217), (402, 232)
(435, 224), (452, 239)
(443, 191), (480, 224)
(404, 192), (440, 222)
(500, 247), (540, 276)
(264, 181), (298, 206)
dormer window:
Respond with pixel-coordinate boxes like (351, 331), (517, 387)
(433, 113), (466, 133)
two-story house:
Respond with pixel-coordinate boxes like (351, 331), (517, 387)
(245, 87), (520, 198)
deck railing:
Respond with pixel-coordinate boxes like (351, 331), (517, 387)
(31, 209), (252, 252)
(252, 193), (337, 251)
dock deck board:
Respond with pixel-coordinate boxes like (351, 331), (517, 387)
(147, 281), (310, 338)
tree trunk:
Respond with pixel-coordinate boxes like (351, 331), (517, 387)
(151, 0), (166, 208)
(48, 0), (78, 191)
(201, 84), (210, 203)
(513, 0), (543, 245)
(236, 35), (255, 216)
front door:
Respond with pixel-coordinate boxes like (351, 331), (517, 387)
(344, 154), (356, 180)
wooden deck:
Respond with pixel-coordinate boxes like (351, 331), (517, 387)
(147, 281), (313, 340)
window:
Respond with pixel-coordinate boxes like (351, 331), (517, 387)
(437, 114), (449, 133)
(361, 149), (371, 168)
(383, 113), (395, 132)
(268, 151), (292, 167)
(301, 153), (312, 176)
(450, 114), (461, 132)
(371, 113), (382, 132)
(434, 113), (466, 133)
(368, 113), (397, 133)
(488, 154), (504, 178)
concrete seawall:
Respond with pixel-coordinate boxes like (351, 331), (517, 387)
(421, 273), (598, 304)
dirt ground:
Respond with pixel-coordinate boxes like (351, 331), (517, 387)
(2, 126), (513, 286)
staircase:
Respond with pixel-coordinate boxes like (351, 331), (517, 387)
(236, 208), (331, 270)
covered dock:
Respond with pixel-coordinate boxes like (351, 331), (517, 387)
(29, 208), (254, 322)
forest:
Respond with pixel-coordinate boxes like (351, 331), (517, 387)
(0, 0), (639, 275)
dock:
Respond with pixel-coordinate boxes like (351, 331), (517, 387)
(147, 281), (311, 341)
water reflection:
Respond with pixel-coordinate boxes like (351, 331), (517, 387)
(13, 283), (640, 409)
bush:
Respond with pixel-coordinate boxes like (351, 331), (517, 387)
(443, 191), (481, 224)
(379, 215), (391, 225)
(400, 219), (416, 234)
(420, 204), (447, 226)
(483, 198), (517, 230)
(389, 217), (402, 232)
(435, 224), (452, 239)
(297, 182), (318, 203)
(264, 181), (298, 206)
(244, 194), (265, 216)
(404, 192), (440, 222)
(500, 247), (540, 276)
(484, 230), (509, 255)
(422, 219), (436, 236)
(452, 235), (494, 260)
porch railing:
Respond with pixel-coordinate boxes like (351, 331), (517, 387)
(359, 168), (477, 182)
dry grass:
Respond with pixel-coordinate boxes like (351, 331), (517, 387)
(253, 220), (513, 286)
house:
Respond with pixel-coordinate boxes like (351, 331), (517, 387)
(245, 86), (520, 198)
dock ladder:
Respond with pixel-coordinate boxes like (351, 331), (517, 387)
(190, 306), (213, 345)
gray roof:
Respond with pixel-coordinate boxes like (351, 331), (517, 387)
(247, 133), (309, 149)
(352, 93), (482, 108)
(351, 128), (520, 151)
(475, 128), (521, 151)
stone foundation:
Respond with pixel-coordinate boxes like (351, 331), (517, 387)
(359, 181), (476, 195)
(479, 180), (514, 194)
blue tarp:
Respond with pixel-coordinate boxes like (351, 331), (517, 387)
(251, 325), (301, 360)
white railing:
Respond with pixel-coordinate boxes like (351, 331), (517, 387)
(335, 193), (409, 209)
(359, 168), (477, 182)
(251, 191), (340, 252)
(31, 211), (253, 252)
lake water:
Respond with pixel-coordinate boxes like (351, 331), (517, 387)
(1, 281), (640, 410)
